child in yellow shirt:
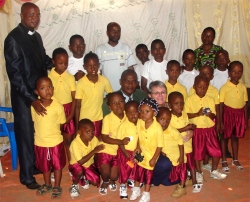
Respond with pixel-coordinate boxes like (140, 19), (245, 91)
(48, 47), (76, 162)
(165, 60), (188, 101)
(130, 98), (163, 202)
(117, 101), (139, 199)
(220, 61), (248, 172)
(184, 75), (226, 185)
(68, 119), (104, 198)
(97, 92), (130, 195)
(32, 77), (66, 199)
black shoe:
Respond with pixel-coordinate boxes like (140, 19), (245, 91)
(226, 149), (232, 158)
(26, 181), (41, 190)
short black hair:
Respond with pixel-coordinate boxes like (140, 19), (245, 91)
(35, 76), (52, 89)
(167, 60), (180, 70)
(52, 47), (68, 60)
(215, 50), (229, 60)
(151, 39), (165, 49)
(182, 49), (195, 60)
(107, 22), (120, 31)
(21, 2), (38, 13)
(156, 107), (171, 118)
(168, 91), (184, 103)
(228, 61), (243, 71)
(120, 69), (138, 80)
(200, 65), (214, 74)
(125, 100), (139, 112)
(83, 51), (99, 64)
(106, 92), (125, 106)
(194, 75), (209, 86)
(135, 44), (148, 52)
(78, 119), (94, 130)
(202, 27), (216, 37)
(69, 34), (84, 45)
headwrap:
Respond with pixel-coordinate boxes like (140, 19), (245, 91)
(138, 98), (159, 116)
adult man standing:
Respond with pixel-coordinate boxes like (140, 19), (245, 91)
(4, 2), (53, 189)
(96, 22), (137, 91)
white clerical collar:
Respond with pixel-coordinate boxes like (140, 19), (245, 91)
(121, 90), (133, 103)
(28, 30), (36, 35)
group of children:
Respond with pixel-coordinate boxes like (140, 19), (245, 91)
(31, 29), (248, 201)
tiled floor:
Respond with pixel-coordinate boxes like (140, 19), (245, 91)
(0, 122), (249, 202)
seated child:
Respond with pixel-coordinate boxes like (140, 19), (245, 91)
(141, 39), (168, 94)
(220, 61), (248, 172)
(168, 92), (201, 193)
(165, 60), (188, 101)
(179, 49), (199, 92)
(98, 92), (130, 195)
(31, 77), (66, 199)
(67, 34), (86, 81)
(117, 101), (139, 199)
(68, 119), (104, 198)
(75, 52), (113, 140)
(48, 47), (76, 162)
(184, 75), (226, 186)
(130, 98), (163, 202)
(134, 44), (150, 87)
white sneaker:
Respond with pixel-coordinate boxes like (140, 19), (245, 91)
(120, 184), (128, 199)
(139, 191), (150, 202)
(210, 169), (227, 180)
(196, 172), (204, 184)
(70, 184), (80, 198)
(127, 179), (134, 188)
(192, 184), (202, 193)
(202, 163), (212, 171)
(130, 187), (140, 200)
(81, 178), (90, 189)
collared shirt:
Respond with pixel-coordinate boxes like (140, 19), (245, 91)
(211, 69), (229, 90)
(165, 81), (188, 101)
(178, 69), (199, 92)
(121, 90), (133, 103)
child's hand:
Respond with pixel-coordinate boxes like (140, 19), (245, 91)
(205, 111), (214, 119)
(149, 158), (156, 167)
(74, 70), (85, 81)
(122, 137), (130, 145)
(94, 144), (105, 153)
(183, 130), (193, 142)
(133, 148), (141, 156)
(177, 156), (184, 164)
(197, 108), (204, 116)
(185, 124), (196, 131)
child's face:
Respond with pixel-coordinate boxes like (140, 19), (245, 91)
(183, 52), (195, 69)
(193, 79), (209, 98)
(69, 38), (85, 58)
(200, 66), (214, 81)
(136, 47), (149, 64)
(169, 95), (184, 117)
(229, 64), (243, 83)
(166, 64), (181, 81)
(84, 58), (99, 76)
(35, 78), (54, 100)
(139, 104), (156, 123)
(53, 53), (68, 75)
(156, 112), (171, 131)
(107, 24), (121, 43)
(151, 42), (166, 61)
(78, 124), (95, 142)
(215, 52), (230, 69)
(108, 94), (125, 116)
(201, 29), (215, 45)
(125, 105), (139, 124)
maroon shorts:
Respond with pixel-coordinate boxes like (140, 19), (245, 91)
(193, 127), (222, 160)
(117, 148), (136, 184)
(134, 165), (153, 185)
(34, 142), (66, 173)
(223, 105), (245, 138)
(93, 120), (102, 138)
(68, 163), (100, 186)
(186, 152), (195, 170)
(169, 163), (187, 183)
(61, 102), (75, 135)
(97, 153), (118, 168)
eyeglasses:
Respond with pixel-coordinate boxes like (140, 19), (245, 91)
(151, 91), (167, 96)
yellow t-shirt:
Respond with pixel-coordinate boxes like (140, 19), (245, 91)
(75, 74), (113, 121)
(220, 80), (248, 109)
(189, 84), (219, 105)
(170, 112), (192, 153)
(69, 135), (99, 168)
(162, 125), (186, 166)
(184, 93), (215, 128)
(48, 68), (76, 104)
(31, 99), (66, 147)
(116, 118), (138, 151)
(165, 81), (188, 101)
(101, 112), (126, 155)
(137, 118), (164, 170)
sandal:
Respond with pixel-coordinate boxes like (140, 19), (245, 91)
(221, 161), (230, 173)
(232, 160), (244, 171)
(99, 180), (109, 195)
(36, 184), (52, 195)
(51, 186), (63, 199)
(109, 183), (117, 191)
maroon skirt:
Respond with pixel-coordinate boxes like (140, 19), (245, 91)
(223, 105), (245, 138)
(93, 120), (102, 139)
(169, 163), (187, 183)
(134, 165), (154, 185)
(186, 152), (195, 170)
(61, 102), (75, 135)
